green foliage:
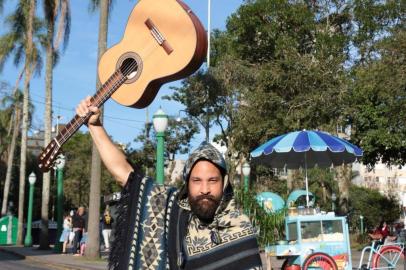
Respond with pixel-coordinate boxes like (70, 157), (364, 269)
(252, 165), (288, 196)
(214, 0), (352, 155)
(348, 184), (401, 232)
(132, 118), (199, 177)
(62, 132), (120, 208)
(348, 28), (406, 166)
(164, 70), (224, 142)
(164, 118), (199, 160)
(235, 187), (286, 247)
(0, 1), (45, 74)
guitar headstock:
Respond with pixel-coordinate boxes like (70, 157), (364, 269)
(38, 139), (61, 172)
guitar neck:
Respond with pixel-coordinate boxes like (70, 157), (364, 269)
(56, 70), (126, 146)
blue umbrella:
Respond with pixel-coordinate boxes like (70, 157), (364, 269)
(250, 130), (363, 206)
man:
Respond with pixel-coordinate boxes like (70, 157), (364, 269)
(76, 97), (262, 269)
(71, 206), (86, 255)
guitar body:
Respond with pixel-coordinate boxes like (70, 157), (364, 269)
(98, 0), (207, 108)
(38, 0), (206, 172)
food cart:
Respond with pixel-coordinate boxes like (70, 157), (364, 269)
(265, 212), (352, 270)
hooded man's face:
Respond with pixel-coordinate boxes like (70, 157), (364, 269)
(188, 160), (223, 223)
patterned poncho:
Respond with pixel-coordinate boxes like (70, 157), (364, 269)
(109, 143), (262, 270)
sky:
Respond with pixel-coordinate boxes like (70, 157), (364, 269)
(0, 0), (244, 155)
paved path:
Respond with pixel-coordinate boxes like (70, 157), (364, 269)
(0, 249), (57, 270)
(0, 245), (108, 270)
(2, 245), (405, 270)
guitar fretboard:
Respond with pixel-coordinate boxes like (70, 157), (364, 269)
(56, 69), (127, 146)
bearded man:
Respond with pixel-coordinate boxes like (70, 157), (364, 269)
(77, 97), (262, 270)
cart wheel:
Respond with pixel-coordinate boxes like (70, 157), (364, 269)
(282, 258), (301, 270)
(372, 245), (404, 270)
(302, 252), (338, 270)
(281, 259), (290, 270)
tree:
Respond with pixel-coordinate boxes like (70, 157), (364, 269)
(39, 0), (70, 249)
(164, 118), (199, 161)
(348, 28), (406, 166)
(0, 0), (44, 244)
(63, 132), (117, 207)
(86, 0), (109, 258)
(349, 184), (401, 231)
(134, 117), (199, 180)
(18, 0), (36, 245)
(165, 70), (222, 143)
(164, 63), (245, 180)
(223, 0), (351, 150)
(0, 85), (24, 217)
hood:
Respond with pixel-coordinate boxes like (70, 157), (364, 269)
(178, 142), (233, 211)
(182, 142), (227, 184)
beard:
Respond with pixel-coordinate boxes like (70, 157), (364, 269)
(188, 194), (221, 223)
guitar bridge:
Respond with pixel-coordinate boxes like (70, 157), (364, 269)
(145, 18), (173, 55)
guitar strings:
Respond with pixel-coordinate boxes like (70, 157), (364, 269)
(55, 59), (139, 146)
(44, 36), (167, 167)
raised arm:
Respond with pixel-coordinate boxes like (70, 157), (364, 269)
(76, 97), (133, 186)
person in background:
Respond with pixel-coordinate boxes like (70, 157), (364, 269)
(74, 232), (88, 256)
(102, 207), (113, 251)
(59, 213), (72, 254)
(369, 221), (390, 247)
(71, 206), (86, 255)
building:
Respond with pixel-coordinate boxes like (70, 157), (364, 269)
(352, 162), (406, 206)
(27, 124), (66, 156)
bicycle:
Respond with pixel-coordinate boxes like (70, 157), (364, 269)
(357, 240), (405, 270)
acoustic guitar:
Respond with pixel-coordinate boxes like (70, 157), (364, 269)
(38, 0), (207, 172)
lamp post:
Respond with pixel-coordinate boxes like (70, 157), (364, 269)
(331, 193), (337, 212)
(24, 172), (36, 247)
(54, 154), (65, 252)
(153, 108), (168, 184)
(360, 215), (364, 235)
(242, 162), (251, 192)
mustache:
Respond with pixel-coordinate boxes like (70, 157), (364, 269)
(195, 194), (216, 202)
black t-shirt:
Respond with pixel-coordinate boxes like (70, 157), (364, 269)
(72, 213), (86, 229)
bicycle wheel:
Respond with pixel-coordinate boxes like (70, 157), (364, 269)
(372, 245), (404, 270)
(302, 252), (338, 270)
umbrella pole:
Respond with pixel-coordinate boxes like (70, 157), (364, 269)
(305, 152), (309, 207)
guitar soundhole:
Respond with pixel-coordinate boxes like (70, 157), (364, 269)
(117, 52), (143, 84)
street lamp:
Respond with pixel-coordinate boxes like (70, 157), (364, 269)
(153, 108), (168, 184)
(360, 215), (364, 235)
(242, 162), (251, 192)
(331, 193), (337, 212)
(24, 172), (36, 247)
(54, 154), (65, 252)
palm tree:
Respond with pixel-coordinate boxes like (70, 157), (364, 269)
(0, 0), (44, 245)
(17, 0), (36, 246)
(39, 0), (70, 250)
(85, 0), (110, 258)
(1, 83), (24, 217)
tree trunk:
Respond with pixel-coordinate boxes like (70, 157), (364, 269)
(287, 169), (294, 194)
(17, 0), (35, 245)
(335, 164), (351, 213)
(2, 70), (24, 216)
(205, 120), (209, 143)
(86, 0), (108, 258)
(39, 16), (54, 250)
(321, 182), (327, 203)
(1, 108), (20, 216)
